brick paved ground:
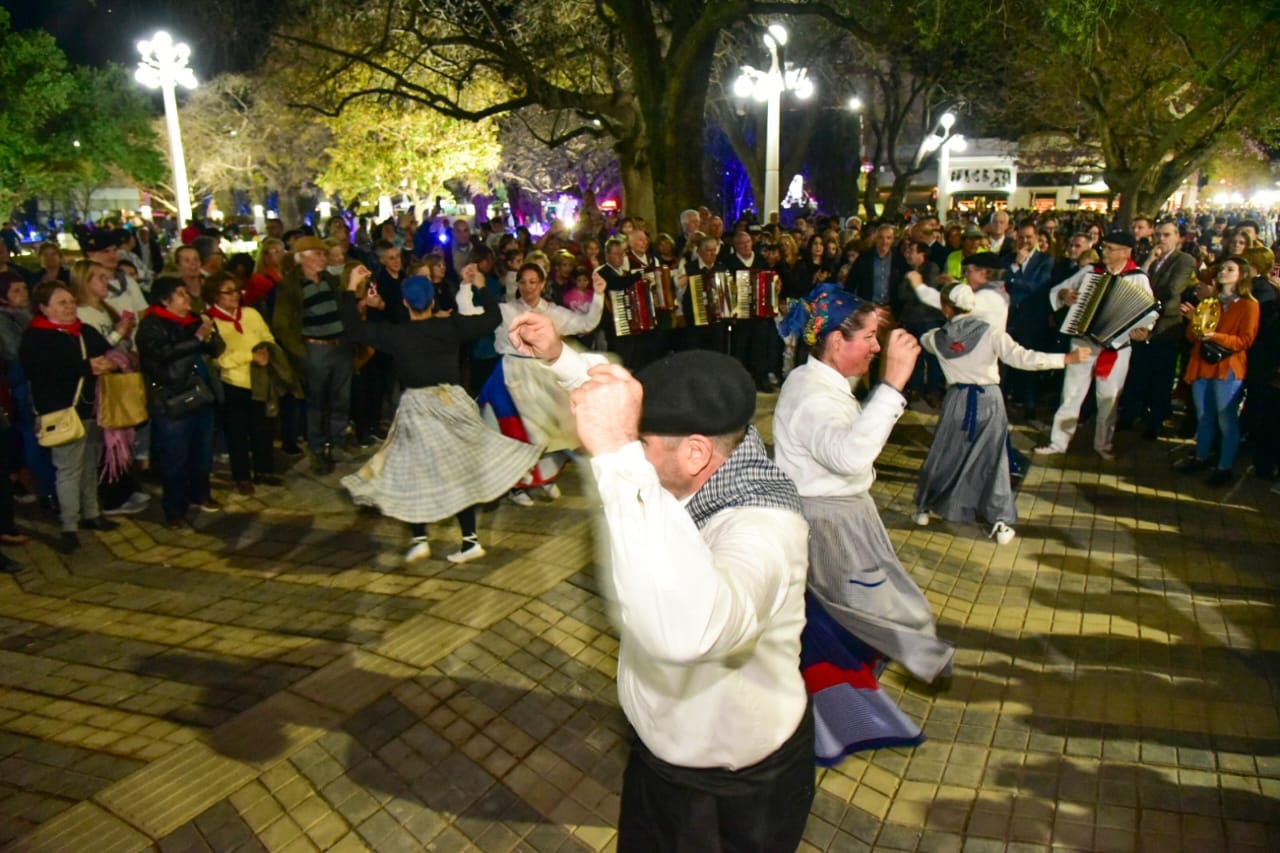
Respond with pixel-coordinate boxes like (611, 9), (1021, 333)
(1, 397), (1278, 852)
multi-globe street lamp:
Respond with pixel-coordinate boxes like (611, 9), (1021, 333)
(135, 31), (197, 229)
(733, 23), (814, 220)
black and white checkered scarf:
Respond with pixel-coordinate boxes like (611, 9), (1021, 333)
(685, 426), (803, 530)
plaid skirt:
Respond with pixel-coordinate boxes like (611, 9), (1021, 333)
(342, 385), (542, 524)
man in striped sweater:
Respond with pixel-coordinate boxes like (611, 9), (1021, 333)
(270, 236), (352, 474)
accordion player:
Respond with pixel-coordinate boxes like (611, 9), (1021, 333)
(1058, 268), (1158, 348)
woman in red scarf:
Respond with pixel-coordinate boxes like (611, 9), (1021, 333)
(18, 281), (121, 552)
(136, 277), (224, 527)
(203, 272), (278, 494)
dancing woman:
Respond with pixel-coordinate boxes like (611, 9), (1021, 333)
(478, 262), (604, 504)
(774, 286), (954, 763)
(913, 284), (1091, 544)
(339, 264), (540, 564)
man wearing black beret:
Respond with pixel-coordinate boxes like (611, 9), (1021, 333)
(508, 312), (815, 852)
(1037, 230), (1155, 460)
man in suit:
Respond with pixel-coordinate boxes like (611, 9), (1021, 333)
(846, 224), (907, 313)
(1002, 222), (1056, 415)
(1121, 220), (1198, 438)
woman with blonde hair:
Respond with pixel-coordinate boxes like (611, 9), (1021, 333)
(1176, 255), (1260, 485)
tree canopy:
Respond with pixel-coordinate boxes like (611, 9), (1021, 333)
(0, 10), (164, 216)
(998, 0), (1280, 223)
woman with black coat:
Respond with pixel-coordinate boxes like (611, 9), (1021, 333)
(18, 281), (121, 552)
(136, 276), (225, 527)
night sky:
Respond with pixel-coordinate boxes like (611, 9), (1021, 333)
(1, 0), (277, 74)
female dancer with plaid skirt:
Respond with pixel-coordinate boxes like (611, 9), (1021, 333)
(339, 264), (540, 564)
(914, 284), (1090, 545)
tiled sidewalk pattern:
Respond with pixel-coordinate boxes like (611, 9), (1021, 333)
(1, 400), (1278, 852)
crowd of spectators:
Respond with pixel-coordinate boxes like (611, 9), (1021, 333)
(0, 200), (1276, 573)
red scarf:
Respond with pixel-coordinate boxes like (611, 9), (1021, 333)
(147, 306), (201, 327)
(207, 304), (243, 333)
(1090, 259), (1141, 379)
(29, 315), (83, 336)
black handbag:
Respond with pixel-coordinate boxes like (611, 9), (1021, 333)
(161, 378), (216, 418)
(1199, 340), (1234, 365)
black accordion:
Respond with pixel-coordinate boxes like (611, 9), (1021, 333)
(1059, 271), (1157, 347)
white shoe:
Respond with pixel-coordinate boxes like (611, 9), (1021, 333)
(543, 483), (561, 501)
(403, 538), (431, 565)
(1097, 448), (1115, 461)
(989, 522), (1016, 545)
(913, 512), (930, 527)
(104, 492), (151, 516)
(1033, 445), (1063, 456)
(508, 490), (534, 507)
(447, 540), (486, 564)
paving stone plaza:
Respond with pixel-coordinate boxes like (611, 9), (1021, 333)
(1, 398), (1278, 852)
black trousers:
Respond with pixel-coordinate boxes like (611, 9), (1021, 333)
(353, 352), (392, 440)
(617, 703), (815, 853)
(1120, 336), (1179, 430)
(730, 318), (775, 385)
(609, 330), (666, 371)
(222, 385), (273, 481)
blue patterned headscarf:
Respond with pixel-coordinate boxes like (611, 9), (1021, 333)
(800, 283), (861, 346)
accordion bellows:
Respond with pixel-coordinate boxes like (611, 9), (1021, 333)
(1059, 271), (1157, 346)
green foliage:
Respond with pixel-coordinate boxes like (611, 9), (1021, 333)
(315, 93), (501, 201)
(1001, 0), (1280, 217)
(0, 11), (165, 213)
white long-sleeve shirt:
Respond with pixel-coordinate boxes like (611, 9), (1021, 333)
(922, 316), (1065, 386)
(494, 295), (603, 356)
(547, 347), (809, 770)
(772, 357), (907, 498)
(914, 281), (1009, 334)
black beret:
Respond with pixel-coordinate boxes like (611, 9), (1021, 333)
(636, 350), (756, 436)
(79, 230), (120, 253)
(1101, 230), (1135, 248)
(961, 252), (1004, 269)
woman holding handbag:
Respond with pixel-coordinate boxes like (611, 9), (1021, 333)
(1176, 255), (1260, 486)
(203, 271), (278, 495)
(18, 281), (121, 552)
(70, 260), (151, 515)
(137, 277), (225, 527)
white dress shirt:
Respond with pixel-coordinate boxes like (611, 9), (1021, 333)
(548, 347), (809, 770)
(773, 357), (907, 498)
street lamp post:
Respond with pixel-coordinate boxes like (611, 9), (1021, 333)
(848, 96), (865, 212)
(135, 31), (197, 229)
(733, 24), (813, 222)
(923, 112), (965, 219)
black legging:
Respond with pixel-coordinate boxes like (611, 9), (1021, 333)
(409, 506), (477, 540)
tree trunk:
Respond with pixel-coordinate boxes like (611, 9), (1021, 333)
(863, 171), (880, 220)
(880, 173), (915, 221)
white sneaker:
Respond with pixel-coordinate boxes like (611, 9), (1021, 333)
(508, 490), (534, 507)
(104, 491), (151, 516)
(1097, 448), (1116, 461)
(447, 541), (486, 564)
(913, 512), (930, 527)
(543, 483), (561, 501)
(989, 522), (1016, 545)
(1033, 445), (1064, 456)
(403, 538), (431, 564)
